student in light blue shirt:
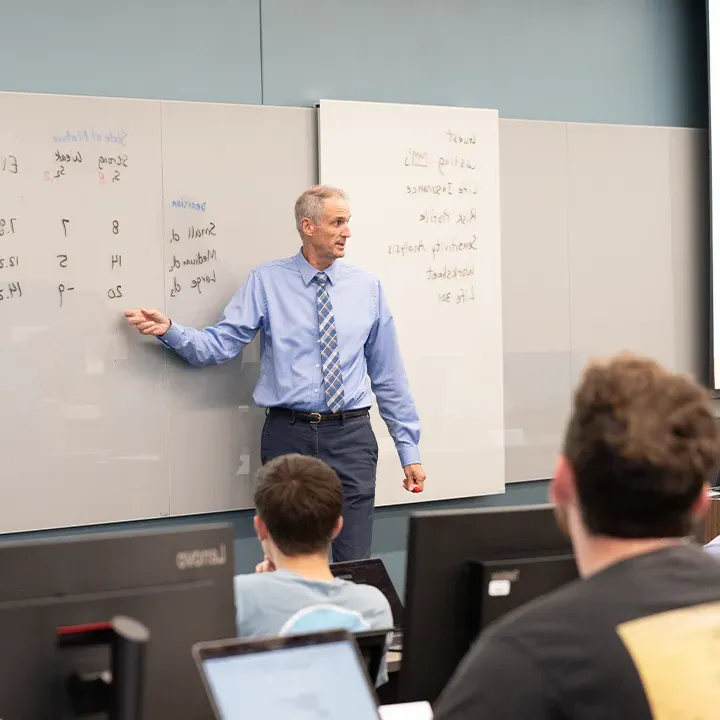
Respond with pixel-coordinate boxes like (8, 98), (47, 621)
(234, 453), (393, 685)
(125, 185), (425, 562)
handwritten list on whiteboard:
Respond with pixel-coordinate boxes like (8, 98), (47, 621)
(0, 91), (315, 533)
(318, 99), (505, 506)
(0, 92), (168, 532)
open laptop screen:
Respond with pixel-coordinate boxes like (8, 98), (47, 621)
(331, 559), (404, 629)
(198, 635), (380, 719)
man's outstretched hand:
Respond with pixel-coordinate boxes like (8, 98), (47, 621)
(403, 463), (426, 493)
(124, 308), (171, 337)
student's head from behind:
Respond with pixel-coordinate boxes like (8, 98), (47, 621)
(253, 454), (343, 559)
(552, 353), (720, 546)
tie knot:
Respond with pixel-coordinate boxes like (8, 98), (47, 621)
(315, 272), (328, 287)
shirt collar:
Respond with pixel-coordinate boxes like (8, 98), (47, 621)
(295, 249), (339, 286)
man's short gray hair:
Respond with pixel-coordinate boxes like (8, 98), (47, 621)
(294, 185), (348, 237)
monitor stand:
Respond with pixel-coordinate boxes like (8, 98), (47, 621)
(57, 615), (150, 720)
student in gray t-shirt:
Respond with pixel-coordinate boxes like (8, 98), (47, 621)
(234, 453), (394, 684)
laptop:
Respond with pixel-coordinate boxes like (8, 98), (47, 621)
(330, 558), (404, 651)
(193, 630), (381, 720)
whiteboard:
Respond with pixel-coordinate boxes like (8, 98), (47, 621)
(0, 90), (698, 533)
(161, 101), (317, 516)
(0, 92), (168, 532)
(0, 91), (316, 533)
(318, 99), (505, 505)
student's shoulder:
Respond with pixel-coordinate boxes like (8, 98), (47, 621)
(234, 570), (290, 596)
(338, 580), (393, 619)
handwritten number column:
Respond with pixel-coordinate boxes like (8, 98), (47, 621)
(0, 153), (21, 304)
(109, 219), (122, 299)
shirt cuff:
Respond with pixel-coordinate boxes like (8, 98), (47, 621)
(397, 444), (421, 467)
(158, 322), (182, 347)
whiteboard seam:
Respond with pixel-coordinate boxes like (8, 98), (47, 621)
(160, 101), (172, 518)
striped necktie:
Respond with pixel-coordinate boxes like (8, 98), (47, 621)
(314, 272), (345, 413)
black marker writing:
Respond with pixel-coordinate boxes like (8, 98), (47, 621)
(419, 209), (451, 224)
(430, 235), (477, 259)
(190, 269), (217, 294)
(404, 149), (428, 168)
(97, 154), (128, 171)
(55, 150), (82, 164)
(0, 256), (19, 269)
(169, 276), (182, 298)
(446, 131), (476, 145)
(0, 218), (16, 236)
(0, 281), (22, 302)
(1, 155), (18, 174)
(388, 240), (426, 256)
(58, 283), (75, 307)
(188, 222), (216, 240)
(426, 264), (475, 281)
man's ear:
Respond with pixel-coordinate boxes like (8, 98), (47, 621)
(254, 514), (269, 542)
(692, 482), (711, 520)
(301, 217), (314, 237)
(330, 516), (344, 541)
(551, 455), (575, 507)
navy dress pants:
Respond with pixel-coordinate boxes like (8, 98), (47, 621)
(260, 411), (379, 562)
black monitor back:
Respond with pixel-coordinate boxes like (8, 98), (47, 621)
(0, 523), (236, 720)
(398, 505), (574, 704)
(353, 628), (387, 690)
(468, 553), (578, 637)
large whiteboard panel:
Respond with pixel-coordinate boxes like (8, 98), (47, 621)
(318, 99), (504, 505)
(0, 90), (707, 533)
(161, 102), (317, 516)
(668, 129), (709, 381)
(567, 124), (675, 380)
(499, 120), (571, 483)
(0, 92), (168, 532)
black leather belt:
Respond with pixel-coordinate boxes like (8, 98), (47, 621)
(267, 407), (370, 424)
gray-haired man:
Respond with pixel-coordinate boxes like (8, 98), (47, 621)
(125, 185), (425, 561)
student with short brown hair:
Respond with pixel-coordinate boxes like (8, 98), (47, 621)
(234, 454), (393, 684)
(435, 353), (720, 720)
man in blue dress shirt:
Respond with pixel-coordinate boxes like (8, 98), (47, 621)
(125, 185), (425, 561)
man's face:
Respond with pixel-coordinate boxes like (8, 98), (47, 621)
(305, 197), (351, 264)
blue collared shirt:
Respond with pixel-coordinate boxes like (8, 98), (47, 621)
(159, 250), (421, 466)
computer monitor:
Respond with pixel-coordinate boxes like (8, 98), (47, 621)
(467, 553), (578, 638)
(398, 504), (576, 704)
(353, 628), (389, 687)
(192, 629), (381, 720)
(0, 522), (236, 719)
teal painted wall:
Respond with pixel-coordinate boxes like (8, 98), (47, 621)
(0, 0), (708, 593)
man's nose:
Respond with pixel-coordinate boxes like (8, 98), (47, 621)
(342, 225), (351, 237)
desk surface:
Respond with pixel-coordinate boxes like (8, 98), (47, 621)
(705, 496), (720, 544)
(388, 650), (402, 674)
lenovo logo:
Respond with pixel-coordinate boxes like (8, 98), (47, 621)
(176, 542), (228, 570)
